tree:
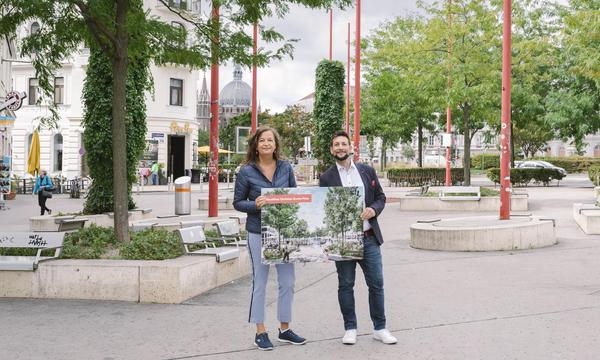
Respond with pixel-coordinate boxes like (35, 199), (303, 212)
(268, 105), (313, 161)
(1, 0), (352, 242)
(198, 129), (209, 147)
(262, 189), (300, 247)
(219, 111), (270, 152)
(324, 187), (361, 240)
(313, 60), (345, 171)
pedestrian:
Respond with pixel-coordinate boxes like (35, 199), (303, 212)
(151, 161), (160, 185)
(33, 170), (54, 216)
(233, 126), (306, 351)
(319, 130), (397, 345)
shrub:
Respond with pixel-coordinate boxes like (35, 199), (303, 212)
(120, 228), (183, 260)
(387, 168), (465, 186)
(471, 154), (500, 169)
(533, 156), (600, 173)
(62, 225), (117, 259)
(588, 164), (600, 185)
(486, 168), (565, 187)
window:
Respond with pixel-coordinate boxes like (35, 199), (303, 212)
(28, 78), (39, 105)
(30, 22), (40, 34)
(54, 77), (64, 105)
(428, 135), (435, 146)
(171, 21), (186, 46)
(169, 0), (188, 10)
(170, 78), (183, 106)
(53, 134), (63, 172)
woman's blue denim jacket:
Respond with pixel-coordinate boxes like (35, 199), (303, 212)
(233, 160), (296, 234)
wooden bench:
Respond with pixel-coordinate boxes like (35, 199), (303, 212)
(177, 226), (239, 263)
(0, 232), (66, 271)
(439, 186), (481, 201)
(216, 219), (247, 246)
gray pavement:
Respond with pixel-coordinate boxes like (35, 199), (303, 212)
(2, 175), (600, 359)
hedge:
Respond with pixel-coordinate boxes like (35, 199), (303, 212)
(588, 164), (600, 185)
(387, 168), (465, 186)
(486, 168), (565, 187)
(471, 154), (501, 170)
(533, 157), (600, 173)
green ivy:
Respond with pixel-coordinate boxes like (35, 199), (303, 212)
(313, 60), (345, 171)
(82, 44), (150, 214)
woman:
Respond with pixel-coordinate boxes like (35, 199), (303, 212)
(33, 170), (54, 215)
(233, 126), (306, 351)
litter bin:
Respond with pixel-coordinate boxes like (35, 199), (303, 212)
(191, 168), (201, 183)
(174, 176), (191, 215)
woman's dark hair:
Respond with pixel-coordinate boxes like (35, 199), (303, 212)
(245, 126), (283, 164)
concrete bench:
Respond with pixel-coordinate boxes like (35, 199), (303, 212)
(55, 218), (87, 232)
(177, 226), (239, 263)
(216, 220), (246, 246)
(439, 186), (481, 201)
(0, 232), (66, 271)
(406, 185), (429, 197)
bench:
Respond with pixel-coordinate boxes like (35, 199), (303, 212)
(216, 219), (247, 246)
(54, 217), (87, 232)
(406, 185), (429, 197)
(439, 186), (481, 201)
(177, 226), (239, 263)
(0, 232), (66, 271)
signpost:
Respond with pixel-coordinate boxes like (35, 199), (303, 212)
(0, 91), (27, 112)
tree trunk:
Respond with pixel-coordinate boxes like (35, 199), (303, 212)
(380, 140), (386, 172)
(112, 0), (130, 243)
(417, 121), (423, 168)
(462, 104), (471, 186)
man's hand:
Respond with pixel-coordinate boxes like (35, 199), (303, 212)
(360, 207), (376, 220)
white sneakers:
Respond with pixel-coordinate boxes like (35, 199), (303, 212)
(373, 329), (398, 344)
(342, 329), (357, 345)
(342, 329), (397, 345)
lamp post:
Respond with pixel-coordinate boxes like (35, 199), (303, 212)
(209, 0), (220, 217)
(251, 21), (258, 134)
(353, 0), (361, 162)
(499, 0), (512, 219)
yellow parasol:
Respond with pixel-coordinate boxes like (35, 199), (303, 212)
(197, 145), (233, 154)
(27, 130), (40, 176)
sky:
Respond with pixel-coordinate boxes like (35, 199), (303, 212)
(203, 0), (423, 114)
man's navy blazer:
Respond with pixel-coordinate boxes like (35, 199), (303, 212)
(319, 162), (386, 245)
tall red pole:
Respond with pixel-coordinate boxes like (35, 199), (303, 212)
(251, 21), (258, 134)
(209, 1), (220, 217)
(346, 22), (350, 134)
(353, 0), (361, 162)
(500, 0), (512, 219)
(445, 0), (452, 186)
(329, 9), (333, 60)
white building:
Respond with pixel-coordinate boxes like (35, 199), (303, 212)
(1, 32), (17, 159)
(10, 0), (202, 180)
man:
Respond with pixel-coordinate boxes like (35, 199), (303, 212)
(150, 162), (160, 185)
(319, 130), (397, 345)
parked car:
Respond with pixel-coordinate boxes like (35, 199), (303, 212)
(516, 160), (567, 176)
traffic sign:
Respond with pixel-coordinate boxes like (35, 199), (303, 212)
(1, 91), (27, 112)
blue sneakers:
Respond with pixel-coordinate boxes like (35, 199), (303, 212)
(278, 328), (307, 345)
(254, 332), (274, 351)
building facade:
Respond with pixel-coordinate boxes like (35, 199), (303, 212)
(218, 64), (251, 128)
(10, 0), (202, 180)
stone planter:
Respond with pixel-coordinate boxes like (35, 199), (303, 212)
(399, 194), (528, 212)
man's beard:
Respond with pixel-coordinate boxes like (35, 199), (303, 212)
(333, 153), (350, 161)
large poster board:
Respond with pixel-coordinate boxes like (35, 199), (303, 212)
(261, 186), (364, 264)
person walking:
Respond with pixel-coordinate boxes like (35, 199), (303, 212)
(33, 170), (54, 216)
(319, 130), (397, 345)
(233, 126), (306, 351)
(151, 162), (160, 185)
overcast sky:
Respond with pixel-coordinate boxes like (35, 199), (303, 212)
(204, 0), (422, 113)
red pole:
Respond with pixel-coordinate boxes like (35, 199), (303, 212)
(209, 1), (220, 217)
(346, 22), (350, 134)
(500, 0), (512, 219)
(445, 0), (452, 186)
(329, 9), (333, 60)
(353, 0), (361, 162)
(251, 21), (258, 134)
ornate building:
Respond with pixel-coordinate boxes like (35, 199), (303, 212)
(195, 75), (210, 131)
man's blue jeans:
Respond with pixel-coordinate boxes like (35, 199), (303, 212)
(151, 173), (158, 185)
(335, 235), (386, 331)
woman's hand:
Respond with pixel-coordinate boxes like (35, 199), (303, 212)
(255, 196), (267, 209)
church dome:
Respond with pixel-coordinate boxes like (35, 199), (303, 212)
(219, 64), (251, 107)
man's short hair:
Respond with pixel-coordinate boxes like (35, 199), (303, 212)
(331, 130), (351, 145)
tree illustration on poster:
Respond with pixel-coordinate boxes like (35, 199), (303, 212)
(261, 188), (300, 248)
(324, 187), (362, 255)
